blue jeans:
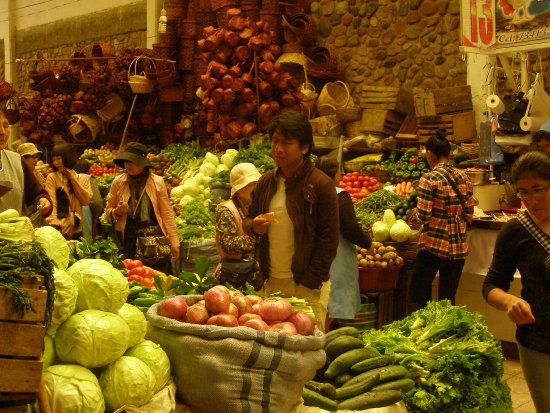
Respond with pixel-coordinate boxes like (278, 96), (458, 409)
(408, 250), (465, 313)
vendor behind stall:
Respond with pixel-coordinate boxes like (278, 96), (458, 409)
(0, 108), (51, 216)
(533, 120), (550, 152)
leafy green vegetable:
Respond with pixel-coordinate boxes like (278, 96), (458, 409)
(362, 300), (513, 413)
(117, 303), (147, 347)
(125, 340), (171, 393)
(233, 140), (275, 173)
(212, 169), (230, 184)
(50, 268), (78, 328)
(177, 198), (215, 242)
(35, 226), (70, 270)
(96, 174), (117, 198)
(355, 189), (404, 234)
(70, 238), (126, 271)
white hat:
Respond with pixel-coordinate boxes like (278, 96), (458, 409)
(230, 163), (261, 197)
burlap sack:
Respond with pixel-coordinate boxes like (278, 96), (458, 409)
(146, 296), (326, 413)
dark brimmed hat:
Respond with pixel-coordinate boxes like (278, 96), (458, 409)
(114, 142), (153, 168)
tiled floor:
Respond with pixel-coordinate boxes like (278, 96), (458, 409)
(503, 358), (536, 413)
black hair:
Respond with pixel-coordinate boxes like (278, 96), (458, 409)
(315, 156), (340, 179)
(511, 150), (550, 184)
(267, 110), (314, 159)
(533, 129), (550, 144)
(425, 128), (451, 158)
(74, 159), (91, 174)
(51, 143), (79, 170)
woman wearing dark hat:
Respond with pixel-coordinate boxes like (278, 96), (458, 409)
(45, 143), (93, 239)
(105, 142), (180, 264)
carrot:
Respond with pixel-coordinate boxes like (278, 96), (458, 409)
(394, 182), (401, 195)
(405, 181), (412, 194)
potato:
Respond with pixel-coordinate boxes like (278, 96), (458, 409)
(382, 252), (396, 261)
(377, 246), (386, 255)
(388, 259), (395, 267)
(374, 261), (381, 267)
(367, 260), (375, 268)
(360, 248), (369, 256)
(356, 245), (361, 251)
(386, 246), (396, 252)
(357, 254), (364, 261)
(359, 259), (368, 267)
(381, 261), (388, 268)
(396, 257), (404, 265)
(374, 254), (382, 261)
(372, 241), (383, 249)
(366, 255), (374, 261)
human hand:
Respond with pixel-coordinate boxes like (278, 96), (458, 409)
(114, 202), (128, 218)
(506, 297), (536, 325)
(38, 197), (51, 214)
(61, 168), (74, 180)
(406, 208), (418, 222)
(171, 244), (180, 260)
(252, 216), (271, 235)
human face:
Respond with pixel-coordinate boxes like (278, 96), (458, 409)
(236, 182), (257, 207)
(537, 138), (550, 152)
(271, 128), (309, 179)
(0, 114), (10, 151)
(23, 154), (40, 169)
(124, 161), (145, 176)
(52, 155), (65, 172)
(515, 172), (550, 222)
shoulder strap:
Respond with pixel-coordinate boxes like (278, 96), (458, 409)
(517, 211), (550, 254)
(441, 170), (467, 210)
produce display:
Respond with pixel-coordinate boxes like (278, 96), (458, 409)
(362, 300), (513, 413)
(354, 189), (404, 236)
(393, 148), (429, 181)
(392, 180), (417, 197)
(338, 172), (382, 204)
(356, 241), (404, 269)
(372, 209), (412, 243)
(302, 326), (408, 410)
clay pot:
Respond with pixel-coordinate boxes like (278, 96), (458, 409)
(208, 61), (228, 76)
(259, 60), (274, 74)
(269, 44), (282, 58)
(203, 26), (217, 38)
(226, 8), (242, 18)
(213, 51), (229, 64)
(204, 35), (220, 51)
(248, 36), (262, 52)
(220, 102), (233, 112)
(242, 121), (257, 137)
(228, 65), (243, 78)
(211, 88), (224, 103)
(259, 81), (273, 97)
(221, 74), (234, 89)
(241, 72), (254, 84)
(258, 102), (273, 125)
(258, 32), (272, 45)
(228, 16), (246, 31)
(224, 30), (240, 47)
(235, 46), (251, 62)
(260, 50), (275, 62)
(223, 88), (237, 104)
(234, 102), (256, 117)
(232, 77), (245, 93)
(269, 100), (280, 113)
(197, 39), (207, 52)
(281, 93), (296, 107)
(240, 87), (256, 103)
(239, 27), (255, 44)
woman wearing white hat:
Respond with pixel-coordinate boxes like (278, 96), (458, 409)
(215, 162), (262, 289)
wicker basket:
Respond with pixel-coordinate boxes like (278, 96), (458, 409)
(128, 56), (155, 94)
(336, 107), (362, 123)
(345, 120), (362, 139)
(460, 142), (479, 159)
(385, 239), (418, 262)
(358, 263), (404, 292)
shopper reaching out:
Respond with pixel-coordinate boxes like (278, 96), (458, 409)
(483, 150), (550, 413)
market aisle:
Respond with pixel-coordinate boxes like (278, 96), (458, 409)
(504, 358), (535, 412)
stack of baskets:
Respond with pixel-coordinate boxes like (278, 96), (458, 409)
(260, 0), (282, 43)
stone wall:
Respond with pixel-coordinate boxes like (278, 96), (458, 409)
(310, 0), (467, 101)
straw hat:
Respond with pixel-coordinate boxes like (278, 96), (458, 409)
(17, 143), (41, 157)
(230, 163), (261, 197)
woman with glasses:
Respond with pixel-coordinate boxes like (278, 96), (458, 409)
(483, 150), (550, 412)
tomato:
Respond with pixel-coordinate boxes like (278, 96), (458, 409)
(143, 267), (154, 279)
(351, 171), (360, 177)
(129, 266), (147, 277)
(123, 258), (133, 269)
(141, 278), (154, 288)
(126, 259), (143, 270)
(127, 274), (142, 283)
(352, 181), (361, 188)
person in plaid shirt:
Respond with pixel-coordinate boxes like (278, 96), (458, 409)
(408, 130), (474, 313)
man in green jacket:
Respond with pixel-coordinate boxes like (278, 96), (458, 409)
(243, 111), (339, 331)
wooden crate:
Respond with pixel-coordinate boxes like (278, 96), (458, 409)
(360, 109), (405, 136)
(396, 107), (419, 141)
(0, 284), (47, 404)
(0, 405), (30, 413)
(360, 85), (413, 115)
(413, 85), (473, 117)
(417, 110), (477, 143)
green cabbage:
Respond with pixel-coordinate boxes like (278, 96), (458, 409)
(50, 268), (78, 327)
(220, 149), (238, 169)
(372, 221), (391, 242)
(67, 259), (129, 313)
(382, 209), (396, 228)
(42, 335), (56, 370)
(125, 340), (171, 393)
(199, 161), (217, 177)
(389, 219), (412, 242)
(35, 226), (70, 270)
(170, 185), (185, 200)
(204, 151), (219, 167)
(117, 303), (146, 347)
(44, 364), (105, 413)
(99, 356), (156, 411)
(55, 309), (130, 368)
(182, 178), (201, 197)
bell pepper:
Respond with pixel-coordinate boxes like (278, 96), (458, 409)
(408, 163), (417, 171)
(409, 156), (419, 164)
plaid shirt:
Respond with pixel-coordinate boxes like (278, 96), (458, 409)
(416, 162), (474, 260)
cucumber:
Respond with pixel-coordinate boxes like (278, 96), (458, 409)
(350, 355), (391, 374)
(136, 306), (150, 314)
(334, 372), (353, 387)
(372, 378), (415, 394)
(132, 297), (160, 307)
(324, 326), (360, 345)
(324, 347), (379, 379)
(302, 387), (338, 411)
(305, 381), (337, 400)
(325, 335), (364, 360)
(338, 390), (403, 410)
(335, 373), (379, 400)
(343, 365), (408, 387)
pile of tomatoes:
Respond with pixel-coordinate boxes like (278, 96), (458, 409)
(89, 164), (116, 177)
(123, 258), (155, 288)
(338, 172), (382, 203)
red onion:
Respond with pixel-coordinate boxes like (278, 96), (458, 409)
(245, 295), (263, 306)
(270, 321), (298, 335)
(159, 297), (188, 321)
(231, 293), (252, 316)
(259, 297), (293, 322)
(205, 286), (231, 314)
(207, 314), (239, 327)
(185, 303), (209, 324)
(251, 303), (261, 315)
(287, 310), (315, 335)
(238, 313), (263, 324)
(221, 302), (239, 318)
(244, 319), (270, 331)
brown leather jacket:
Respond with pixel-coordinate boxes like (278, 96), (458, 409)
(243, 159), (339, 289)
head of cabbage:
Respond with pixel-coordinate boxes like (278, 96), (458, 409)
(55, 309), (130, 368)
(99, 356), (156, 411)
(50, 268), (78, 328)
(67, 259), (129, 313)
(389, 220), (412, 242)
(34, 226), (70, 270)
(42, 334), (56, 370)
(125, 340), (171, 393)
(117, 303), (146, 348)
(44, 364), (105, 413)
(372, 221), (391, 242)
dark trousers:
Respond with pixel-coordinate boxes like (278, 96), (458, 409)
(408, 250), (465, 314)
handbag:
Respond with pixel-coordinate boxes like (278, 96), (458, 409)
(219, 258), (263, 290)
(135, 226), (172, 264)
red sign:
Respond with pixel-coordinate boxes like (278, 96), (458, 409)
(462, 0), (497, 48)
